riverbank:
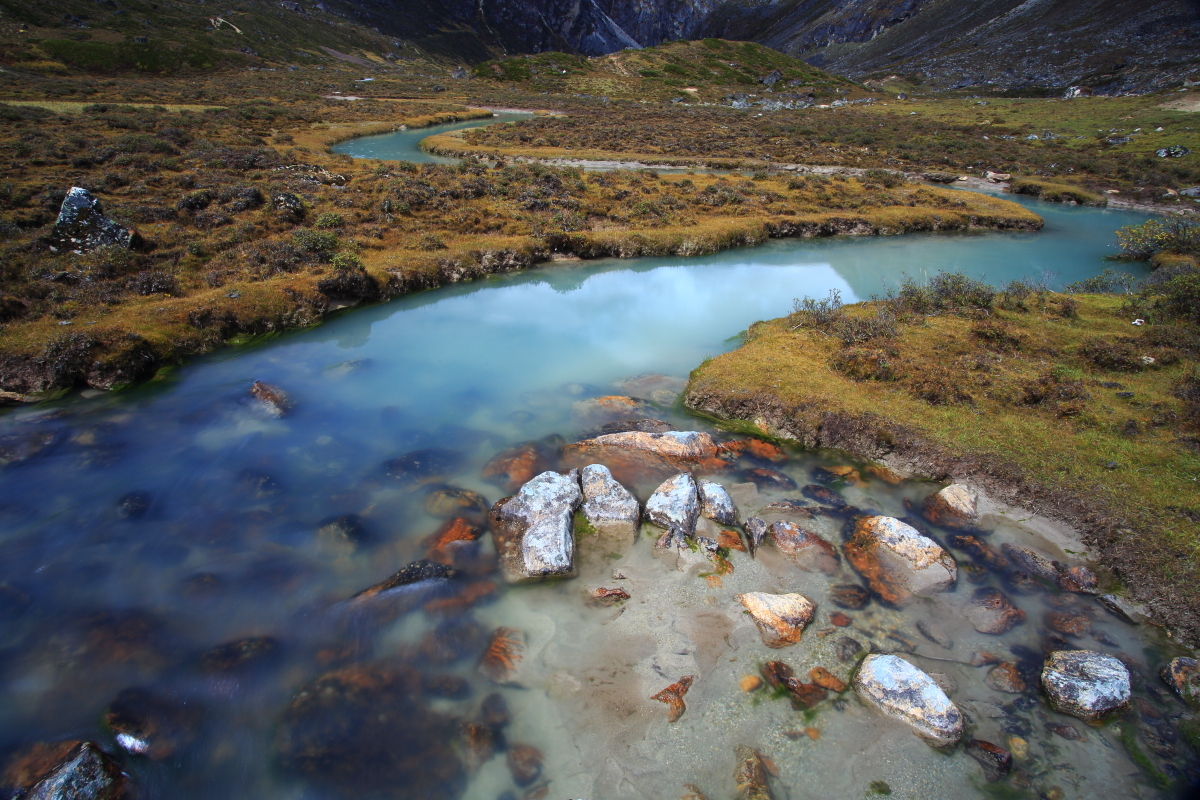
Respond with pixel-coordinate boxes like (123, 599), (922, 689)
(683, 291), (1200, 644)
(0, 108), (1040, 402)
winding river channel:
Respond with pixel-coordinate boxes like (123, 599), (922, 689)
(0, 115), (1195, 800)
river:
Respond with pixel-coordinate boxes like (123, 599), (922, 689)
(0, 115), (1192, 800)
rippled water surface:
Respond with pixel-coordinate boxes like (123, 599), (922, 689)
(2, 165), (1196, 800)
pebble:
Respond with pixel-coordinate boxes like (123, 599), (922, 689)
(1007, 735), (1029, 760)
(740, 675), (763, 692)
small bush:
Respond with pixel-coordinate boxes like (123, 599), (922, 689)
(419, 233), (446, 251)
(835, 307), (898, 344)
(971, 320), (1023, 352)
(907, 367), (974, 406)
(831, 347), (901, 381)
(292, 229), (340, 259)
(791, 288), (845, 329)
(862, 169), (903, 189)
(1064, 269), (1134, 294)
(891, 271), (994, 314)
(1057, 297), (1079, 318)
(1116, 218), (1200, 261)
(314, 212), (345, 229)
(330, 252), (364, 272)
(1078, 337), (1146, 371)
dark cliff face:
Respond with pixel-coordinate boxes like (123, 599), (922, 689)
(325, 0), (1200, 92)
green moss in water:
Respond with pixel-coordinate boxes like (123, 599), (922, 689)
(1118, 723), (1171, 790)
(867, 781), (892, 796)
(574, 511), (597, 539)
(979, 781), (1034, 800)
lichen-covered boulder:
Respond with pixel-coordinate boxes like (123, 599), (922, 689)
(922, 483), (978, 529)
(47, 188), (138, 254)
(1, 740), (127, 800)
(1160, 657), (1200, 707)
(489, 470), (582, 582)
(1041, 650), (1131, 722)
(737, 592), (815, 648)
(645, 472), (699, 547)
(844, 516), (957, 604)
(698, 479), (737, 525)
(580, 464), (640, 539)
(769, 521), (839, 575)
(853, 654), (964, 748)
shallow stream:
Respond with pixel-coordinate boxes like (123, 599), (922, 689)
(1, 118), (1196, 800)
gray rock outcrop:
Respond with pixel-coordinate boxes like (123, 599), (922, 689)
(1041, 650), (1131, 722)
(646, 472), (699, 546)
(853, 653), (964, 748)
(490, 470), (582, 582)
(47, 187), (138, 254)
(580, 463), (640, 538)
(698, 479), (737, 525)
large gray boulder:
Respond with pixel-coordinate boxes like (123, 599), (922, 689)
(47, 187), (138, 254)
(698, 479), (737, 525)
(844, 516), (957, 604)
(490, 470), (582, 582)
(646, 472), (699, 547)
(1041, 650), (1131, 722)
(854, 654), (964, 748)
(580, 464), (640, 539)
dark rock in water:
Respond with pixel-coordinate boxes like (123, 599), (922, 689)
(966, 587), (1026, 635)
(1046, 721), (1083, 741)
(272, 192), (305, 222)
(743, 517), (768, 557)
(768, 521), (839, 575)
(200, 636), (279, 673)
(276, 664), (465, 800)
(507, 744), (543, 787)
(482, 692), (509, 730)
(47, 187), (139, 253)
(1056, 565), (1099, 594)
(423, 674), (472, 700)
(116, 491), (152, 520)
(947, 534), (1008, 572)
(1098, 593), (1139, 624)
(354, 560), (455, 599)
(760, 660), (794, 690)
(179, 572), (225, 597)
(0, 582), (31, 618)
(743, 468), (797, 491)
(424, 486), (490, 518)
(418, 617), (486, 666)
(801, 484), (848, 511)
(834, 636), (863, 662)
(462, 721), (497, 771)
(760, 500), (816, 519)
(1001, 543), (1059, 583)
(829, 584), (870, 610)
(1, 740), (127, 799)
(384, 449), (465, 486)
(317, 514), (371, 548)
(105, 687), (199, 760)
(0, 429), (63, 468)
(965, 739), (1012, 782)
(1044, 610), (1091, 637)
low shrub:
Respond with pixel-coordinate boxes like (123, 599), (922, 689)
(1079, 337), (1146, 371)
(791, 288), (844, 329)
(1116, 218), (1200, 261)
(891, 271), (994, 314)
(1065, 269), (1135, 294)
(831, 347), (901, 381)
(971, 320), (1023, 352)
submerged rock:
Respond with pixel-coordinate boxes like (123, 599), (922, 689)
(1001, 544), (1059, 583)
(1, 741), (127, 800)
(853, 654), (964, 748)
(277, 665), (464, 799)
(422, 517), (485, 567)
(481, 440), (556, 493)
(353, 560), (454, 599)
(489, 470), (582, 582)
(646, 472), (700, 547)
(478, 627), (526, 685)
(768, 521), (839, 575)
(1160, 657), (1200, 707)
(1041, 650), (1131, 722)
(317, 514), (371, 548)
(737, 592), (816, 648)
(424, 487), (489, 518)
(115, 491), (152, 520)
(580, 463), (640, 538)
(571, 395), (658, 424)
(743, 468), (796, 491)
(574, 430), (717, 459)
(507, 743), (543, 787)
(985, 662), (1027, 694)
(844, 516), (957, 605)
(743, 517), (768, 557)
(250, 381), (292, 417)
(105, 687), (198, 760)
(47, 187), (139, 253)
(200, 636), (279, 673)
(966, 587), (1026, 635)
(965, 739), (1013, 782)
(650, 675), (696, 722)
(829, 584), (870, 610)
(698, 479), (737, 525)
(922, 484), (978, 529)
(733, 745), (773, 800)
(384, 449), (465, 487)
(1056, 565), (1099, 594)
